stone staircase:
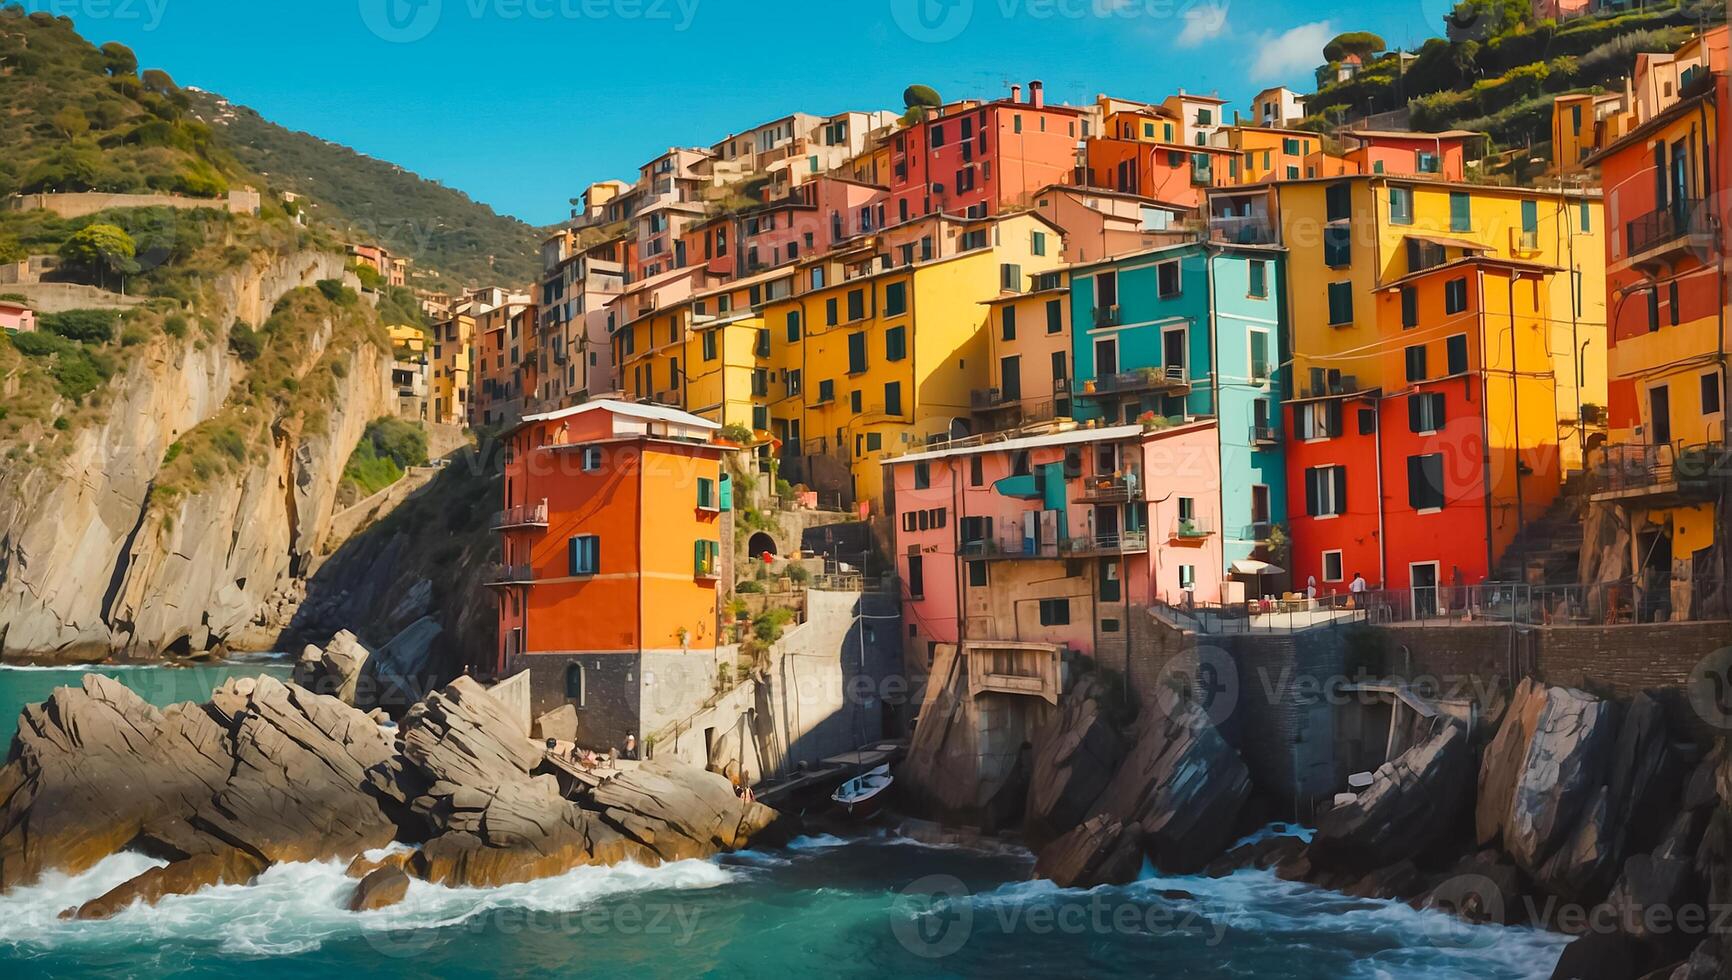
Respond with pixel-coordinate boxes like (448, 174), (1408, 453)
(1492, 475), (1586, 586)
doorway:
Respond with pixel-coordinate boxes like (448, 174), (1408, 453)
(1410, 561), (1440, 619)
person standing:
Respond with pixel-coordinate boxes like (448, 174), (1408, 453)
(621, 733), (639, 761)
(1349, 572), (1368, 608)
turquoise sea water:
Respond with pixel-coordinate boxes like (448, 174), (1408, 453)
(0, 666), (1572, 978)
(0, 659), (294, 747)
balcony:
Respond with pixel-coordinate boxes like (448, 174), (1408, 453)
(1250, 425), (1280, 447)
(1064, 531), (1149, 557)
(968, 530), (1060, 560)
(1087, 365), (1189, 397)
(485, 563), (536, 588)
(1094, 304), (1123, 327)
(970, 387), (1016, 411)
(1590, 441), (1730, 504)
(1075, 474), (1138, 503)
(491, 499), (550, 531)
(1210, 215), (1277, 246)
(1169, 517), (1215, 544)
(1624, 201), (1711, 264)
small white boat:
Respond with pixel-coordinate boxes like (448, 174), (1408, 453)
(830, 764), (893, 819)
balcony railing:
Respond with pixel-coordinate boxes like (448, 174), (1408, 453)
(1209, 216), (1278, 245)
(1625, 200), (1708, 259)
(1250, 425), (1280, 447)
(1065, 531), (1149, 556)
(1169, 517), (1214, 541)
(1590, 441), (1730, 500)
(1094, 304), (1123, 327)
(970, 387), (1014, 410)
(1075, 475), (1138, 503)
(491, 499), (549, 531)
(1089, 365), (1188, 396)
(486, 563), (536, 587)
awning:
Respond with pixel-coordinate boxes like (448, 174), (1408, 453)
(1232, 559), (1286, 576)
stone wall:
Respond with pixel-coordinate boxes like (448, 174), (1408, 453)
(485, 670), (532, 733)
(4, 189), (260, 218)
(506, 651), (642, 754)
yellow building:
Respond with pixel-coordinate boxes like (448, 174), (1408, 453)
(760, 210), (1068, 506)
(430, 310), (475, 428)
(1247, 176), (1606, 469)
(1224, 127), (1325, 184)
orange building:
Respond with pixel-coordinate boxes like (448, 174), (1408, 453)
(491, 400), (731, 745)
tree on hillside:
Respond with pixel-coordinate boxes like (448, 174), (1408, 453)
(141, 68), (176, 94)
(51, 106), (89, 140)
(1324, 31), (1387, 65)
(901, 84), (943, 126)
(99, 41), (137, 77)
(0, 233), (24, 264)
(59, 224), (137, 291)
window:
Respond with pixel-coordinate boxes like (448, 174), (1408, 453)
(1405, 345), (1427, 383)
(847, 332), (867, 373)
(1580, 201), (1591, 234)
(1325, 182), (1352, 222)
(1096, 270), (1118, 308)
(914, 462), (930, 489)
(1446, 334), (1468, 376)
(1669, 281), (1681, 326)
(1001, 305), (1017, 340)
(847, 289), (865, 321)
(907, 555), (925, 598)
(1416, 151), (1440, 174)
(970, 456), (984, 486)
(1389, 187), (1414, 225)
(825, 297), (839, 326)
(787, 369), (802, 395)
(1449, 192), (1472, 232)
(1038, 598), (1071, 626)
(1521, 199), (1539, 238)
(1046, 299), (1063, 334)
(1178, 565), (1196, 591)
(1650, 385), (1671, 445)
(1327, 282), (1354, 326)
(1408, 453), (1447, 510)
(1297, 401), (1342, 440)
(1306, 465), (1347, 517)
(697, 477), (719, 510)
(1323, 226), (1352, 268)
(564, 664), (585, 705)
(886, 325), (907, 361)
(568, 535), (599, 576)
(817, 379), (834, 403)
(1157, 261), (1181, 298)
(1322, 550), (1344, 583)
(885, 381), (902, 415)
(1409, 392), (1446, 433)
(694, 540), (721, 577)
(1032, 231), (1047, 256)
(753, 405), (768, 431)
(1445, 277), (1468, 314)
(885, 281), (908, 317)
(1401, 286), (1418, 329)
(967, 561), (987, 587)
(1248, 330), (1270, 384)
(700, 330), (718, 361)
(1000, 263), (1022, 291)
(1248, 260), (1267, 298)
(1251, 485), (1271, 523)
(580, 446), (603, 472)
(1282, 137), (1300, 155)
(784, 311), (801, 343)
(1704, 373), (1723, 415)
(850, 389), (863, 413)
(754, 329), (770, 358)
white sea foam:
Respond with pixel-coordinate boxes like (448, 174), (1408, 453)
(0, 850), (735, 958)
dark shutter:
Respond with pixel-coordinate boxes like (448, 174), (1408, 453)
(1305, 468), (1320, 516)
(1332, 467), (1347, 515)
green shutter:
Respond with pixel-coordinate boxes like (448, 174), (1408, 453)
(719, 474), (733, 511)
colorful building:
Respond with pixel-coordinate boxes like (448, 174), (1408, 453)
(976, 268), (1072, 431)
(537, 230), (626, 409)
(1225, 127), (1324, 184)
(471, 289), (536, 429)
(492, 400), (730, 745)
(1069, 241), (1289, 576)
(885, 81), (1082, 223)
(887, 419), (1226, 668)
(1030, 184), (1188, 264)
(429, 306), (475, 427)
(1249, 86), (1307, 129)
(1086, 137), (1236, 208)
(387, 323), (430, 419)
(0, 299), (36, 334)
(1339, 131), (1478, 181)
(1586, 51), (1730, 620)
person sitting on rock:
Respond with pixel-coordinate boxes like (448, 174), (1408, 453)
(622, 734), (639, 761)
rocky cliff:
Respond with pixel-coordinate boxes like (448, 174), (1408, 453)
(0, 251), (394, 662)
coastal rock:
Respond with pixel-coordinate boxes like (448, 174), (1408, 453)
(364, 615), (443, 713)
(67, 849), (268, 920)
(1203, 833), (1306, 878)
(1549, 933), (1654, 980)
(1535, 784), (1618, 901)
(1417, 850), (1524, 926)
(1024, 675), (1125, 848)
(346, 849), (413, 879)
(1082, 699), (1251, 874)
(533, 704), (579, 742)
(348, 865), (411, 911)
(0, 673), (400, 894)
(291, 630), (370, 703)
(1605, 694), (1686, 856)
(1342, 859), (1425, 901)
(1033, 815), (1143, 889)
(1505, 687), (1619, 875)
(1477, 678), (1545, 848)
(1310, 718), (1473, 875)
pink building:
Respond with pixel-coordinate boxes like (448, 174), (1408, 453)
(887, 420), (1222, 669)
(0, 300), (37, 334)
(1341, 130), (1477, 181)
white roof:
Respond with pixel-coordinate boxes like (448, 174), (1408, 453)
(520, 399), (721, 430)
(889, 425), (1144, 465)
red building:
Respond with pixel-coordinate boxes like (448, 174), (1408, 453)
(886, 81), (1082, 223)
(1086, 138), (1236, 209)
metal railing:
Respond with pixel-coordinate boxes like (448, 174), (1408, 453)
(1625, 200), (1707, 257)
(1094, 304), (1122, 326)
(491, 499), (549, 531)
(1588, 441), (1730, 497)
(1209, 216), (1278, 245)
(1076, 474), (1138, 503)
(1065, 530), (1148, 555)
(1090, 365), (1188, 395)
(486, 563), (536, 586)
(970, 387), (1014, 410)
(1250, 425), (1280, 446)
(1169, 517), (1214, 540)
(1151, 594), (1367, 635)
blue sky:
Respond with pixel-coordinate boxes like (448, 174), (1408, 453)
(62, 0), (1460, 224)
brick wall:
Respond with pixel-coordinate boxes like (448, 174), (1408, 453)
(508, 650), (641, 752)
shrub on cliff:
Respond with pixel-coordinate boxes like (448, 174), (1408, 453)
(40, 308), (117, 344)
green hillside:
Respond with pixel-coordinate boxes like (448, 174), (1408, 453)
(185, 91), (541, 289)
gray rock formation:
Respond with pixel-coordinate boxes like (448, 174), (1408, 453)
(1024, 675), (1125, 849)
(1032, 815), (1143, 888)
(1310, 718), (1474, 876)
(1504, 687), (1619, 876)
(292, 630), (369, 703)
(0, 250), (391, 662)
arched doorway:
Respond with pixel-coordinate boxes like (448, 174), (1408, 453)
(747, 531), (778, 559)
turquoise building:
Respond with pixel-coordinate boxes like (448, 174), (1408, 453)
(1069, 241), (1288, 573)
